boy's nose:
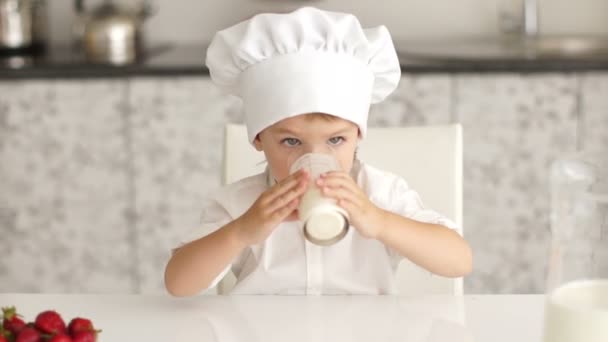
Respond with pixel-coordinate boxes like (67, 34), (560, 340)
(305, 144), (331, 154)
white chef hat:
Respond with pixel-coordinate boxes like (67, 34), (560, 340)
(206, 7), (401, 143)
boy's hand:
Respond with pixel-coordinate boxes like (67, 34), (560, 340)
(235, 169), (309, 245)
(316, 171), (385, 239)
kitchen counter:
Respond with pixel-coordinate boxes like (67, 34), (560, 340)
(2, 43), (608, 80)
(0, 45), (208, 79)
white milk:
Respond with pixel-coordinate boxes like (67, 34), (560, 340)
(543, 279), (608, 342)
(289, 153), (349, 246)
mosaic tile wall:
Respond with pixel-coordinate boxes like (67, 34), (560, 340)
(1, 73), (606, 294)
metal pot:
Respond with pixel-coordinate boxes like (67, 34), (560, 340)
(0, 0), (47, 53)
(74, 0), (153, 65)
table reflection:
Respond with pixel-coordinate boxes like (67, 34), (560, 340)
(196, 296), (473, 342)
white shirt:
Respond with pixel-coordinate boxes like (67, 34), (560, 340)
(182, 160), (457, 295)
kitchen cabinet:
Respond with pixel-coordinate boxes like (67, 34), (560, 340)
(0, 80), (133, 293)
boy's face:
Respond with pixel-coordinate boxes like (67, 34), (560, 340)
(254, 114), (360, 181)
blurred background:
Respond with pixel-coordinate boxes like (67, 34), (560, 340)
(1, 0), (607, 295)
(44, 0), (608, 45)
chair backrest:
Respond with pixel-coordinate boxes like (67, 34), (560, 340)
(222, 123), (463, 295)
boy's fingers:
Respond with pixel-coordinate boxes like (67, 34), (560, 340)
(321, 186), (360, 206)
(336, 198), (357, 214)
(271, 198), (299, 222)
(319, 171), (354, 184)
(266, 179), (307, 214)
(320, 171), (349, 179)
(317, 176), (359, 194)
(263, 170), (307, 204)
(276, 170), (307, 191)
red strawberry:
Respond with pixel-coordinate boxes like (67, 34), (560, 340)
(0, 324), (10, 342)
(67, 318), (93, 336)
(72, 331), (95, 342)
(2, 306), (26, 334)
(15, 327), (40, 342)
(34, 311), (66, 335)
(49, 334), (72, 342)
(0, 328), (8, 342)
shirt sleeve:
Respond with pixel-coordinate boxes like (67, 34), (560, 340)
(385, 176), (458, 230)
(377, 176), (460, 263)
(174, 199), (245, 291)
(179, 198), (233, 245)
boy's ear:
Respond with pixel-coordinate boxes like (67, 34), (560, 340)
(253, 135), (263, 151)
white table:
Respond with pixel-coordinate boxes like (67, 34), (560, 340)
(0, 294), (545, 342)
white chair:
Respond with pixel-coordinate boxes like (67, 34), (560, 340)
(221, 123), (464, 295)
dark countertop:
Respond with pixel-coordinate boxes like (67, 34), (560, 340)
(1, 44), (608, 80)
(0, 44), (208, 79)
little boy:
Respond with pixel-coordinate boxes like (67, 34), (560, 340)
(164, 7), (472, 296)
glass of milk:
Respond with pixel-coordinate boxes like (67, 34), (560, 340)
(289, 153), (349, 246)
(544, 151), (608, 342)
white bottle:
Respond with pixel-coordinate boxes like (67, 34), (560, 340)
(289, 153), (349, 246)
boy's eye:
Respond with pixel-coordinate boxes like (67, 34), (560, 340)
(281, 137), (301, 147)
(328, 136), (345, 145)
